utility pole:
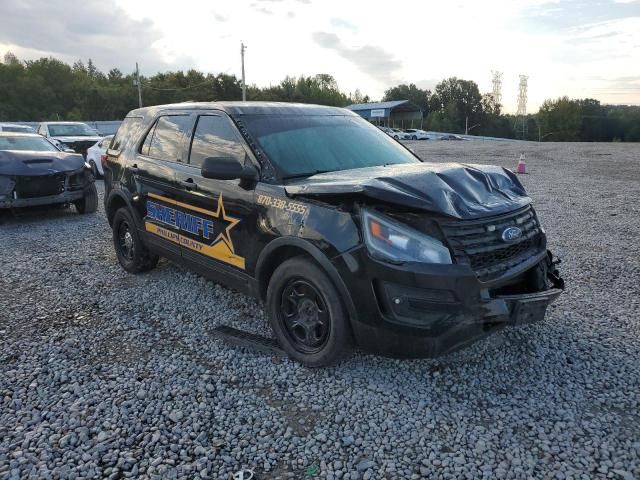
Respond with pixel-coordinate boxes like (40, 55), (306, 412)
(240, 42), (247, 102)
(135, 62), (143, 108)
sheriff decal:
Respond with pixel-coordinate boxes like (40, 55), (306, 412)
(144, 192), (245, 269)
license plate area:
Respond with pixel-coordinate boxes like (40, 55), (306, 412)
(510, 297), (550, 325)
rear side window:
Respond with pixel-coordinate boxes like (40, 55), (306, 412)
(142, 115), (191, 162)
(111, 116), (143, 151)
(188, 115), (245, 167)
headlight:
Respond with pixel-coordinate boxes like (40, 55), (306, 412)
(362, 209), (452, 264)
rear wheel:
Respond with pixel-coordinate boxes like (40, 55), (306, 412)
(267, 257), (352, 367)
(88, 160), (100, 179)
(112, 207), (158, 273)
(74, 183), (98, 214)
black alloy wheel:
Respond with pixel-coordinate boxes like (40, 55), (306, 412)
(279, 279), (330, 353)
(266, 256), (353, 367)
(117, 219), (135, 262)
(111, 207), (158, 273)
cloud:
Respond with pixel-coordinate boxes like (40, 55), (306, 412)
(330, 18), (357, 31)
(312, 32), (402, 85)
(0, 0), (194, 74)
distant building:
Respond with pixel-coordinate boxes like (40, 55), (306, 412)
(345, 100), (423, 128)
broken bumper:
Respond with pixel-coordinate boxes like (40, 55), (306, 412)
(334, 248), (564, 358)
(0, 169), (92, 209)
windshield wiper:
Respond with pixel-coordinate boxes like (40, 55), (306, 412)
(282, 169), (333, 180)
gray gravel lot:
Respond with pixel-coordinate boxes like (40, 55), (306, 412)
(1, 141), (639, 479)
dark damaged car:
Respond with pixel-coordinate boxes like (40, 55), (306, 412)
(103, 102), (564, 367)
(0, 133), (98, 213)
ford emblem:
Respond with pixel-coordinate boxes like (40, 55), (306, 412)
(501, 226), (523, 242)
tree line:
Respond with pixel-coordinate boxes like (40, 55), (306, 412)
(1, 52), (638, 141)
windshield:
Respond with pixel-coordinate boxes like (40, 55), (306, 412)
(0, 136), (60, 152)
(240, 115), (420, 178)
(48, 123), (99, 137)
(2, 125), (34, 133)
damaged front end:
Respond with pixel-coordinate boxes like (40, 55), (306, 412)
(0, 151), (94, 208)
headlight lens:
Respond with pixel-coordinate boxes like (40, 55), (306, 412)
(362, 209), (452, 264)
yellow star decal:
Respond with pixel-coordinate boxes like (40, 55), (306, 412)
(212, 194), (241, 253)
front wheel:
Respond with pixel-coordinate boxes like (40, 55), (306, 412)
(112, 207), (158, 273)
(412, 135), (417, 140)
(74, 183), (98, 214)
(266, 257), (353, 367)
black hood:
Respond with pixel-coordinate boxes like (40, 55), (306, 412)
(0, 150), (86, 176)
(284, 163), (530, 220)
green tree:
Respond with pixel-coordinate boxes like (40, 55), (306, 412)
(537, 97), (582, 141)
(382, 83), (430, 116)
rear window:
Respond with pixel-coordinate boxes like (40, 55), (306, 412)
(111, 117), (143, 152)
(141, 115), (192, 162)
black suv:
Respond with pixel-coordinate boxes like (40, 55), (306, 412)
(103, 102), (563, 366)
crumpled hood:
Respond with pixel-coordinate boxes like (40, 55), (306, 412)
(0, 150), (86, 176)
(52, 136), (101, 144)
(284, 162), (530, 220)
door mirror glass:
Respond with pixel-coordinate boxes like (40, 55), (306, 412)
(201, 156), (257, 181)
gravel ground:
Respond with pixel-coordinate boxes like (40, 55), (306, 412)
(1, 141), (639, 479)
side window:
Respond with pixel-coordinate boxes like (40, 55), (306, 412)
(188, 115), (245, 167)
(111, 116), (143, 151)
(145, 115), (192, 162)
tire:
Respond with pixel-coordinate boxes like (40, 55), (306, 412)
(74, 183), (98, 214)
(393, 135), (399, 139)
(89, 159), (102, 179)
(112, 207), (158, 273)
(412, 135), (417, 140)
(266, 256), (353, 367)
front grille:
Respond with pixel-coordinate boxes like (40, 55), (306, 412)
(14, 174), (65, 198)
(440, 205), (545, 282)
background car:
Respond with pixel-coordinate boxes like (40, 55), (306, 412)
(390, 128), (410, 140)
(403, 129), (430, 140)
(86, 135), (113, 178)
(36, 121), (102, 157)
(0, 123), (35, 133)
(0, 132), (97, 213)
(439, 134), (466, 141)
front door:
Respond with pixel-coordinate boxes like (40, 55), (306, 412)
(172, 113), (258, 288)
(130, 113), (194, 257)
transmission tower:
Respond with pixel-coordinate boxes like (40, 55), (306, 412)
(491, 70), (503, 107)
(515, 74), (529, 139)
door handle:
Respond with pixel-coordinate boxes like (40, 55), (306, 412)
(130, 164), (139, 174)
(179, 178), (198, 190)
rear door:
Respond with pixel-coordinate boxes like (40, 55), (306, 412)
(129, 113), (194, 258)
(172, 112), (259, 288)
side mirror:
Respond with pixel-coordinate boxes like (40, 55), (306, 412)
(201, 156), (258, 181)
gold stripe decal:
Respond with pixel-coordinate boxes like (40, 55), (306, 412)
(144, 192), (245, 270)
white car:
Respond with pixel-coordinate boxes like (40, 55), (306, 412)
(390, 128), (410, 140)
(403, 129), (430, 140)
(0, 123), (35, 133)
(36, 122), (102, 157)
(86, 135), (113, 178)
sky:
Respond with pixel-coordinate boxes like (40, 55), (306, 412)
(0, 0), (639, 113)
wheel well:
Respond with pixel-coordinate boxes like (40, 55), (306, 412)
(257, 246), (315, 301)
(106, 195), (127, 226)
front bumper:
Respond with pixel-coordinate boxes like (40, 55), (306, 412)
(0, 168), (92, 209)
(334, 247), (564, 358)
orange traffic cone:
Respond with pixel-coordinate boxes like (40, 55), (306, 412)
(515, 154), (527, 174)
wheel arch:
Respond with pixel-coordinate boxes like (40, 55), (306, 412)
(105, 190), (135, 227)
(255, 237), (358, 324)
